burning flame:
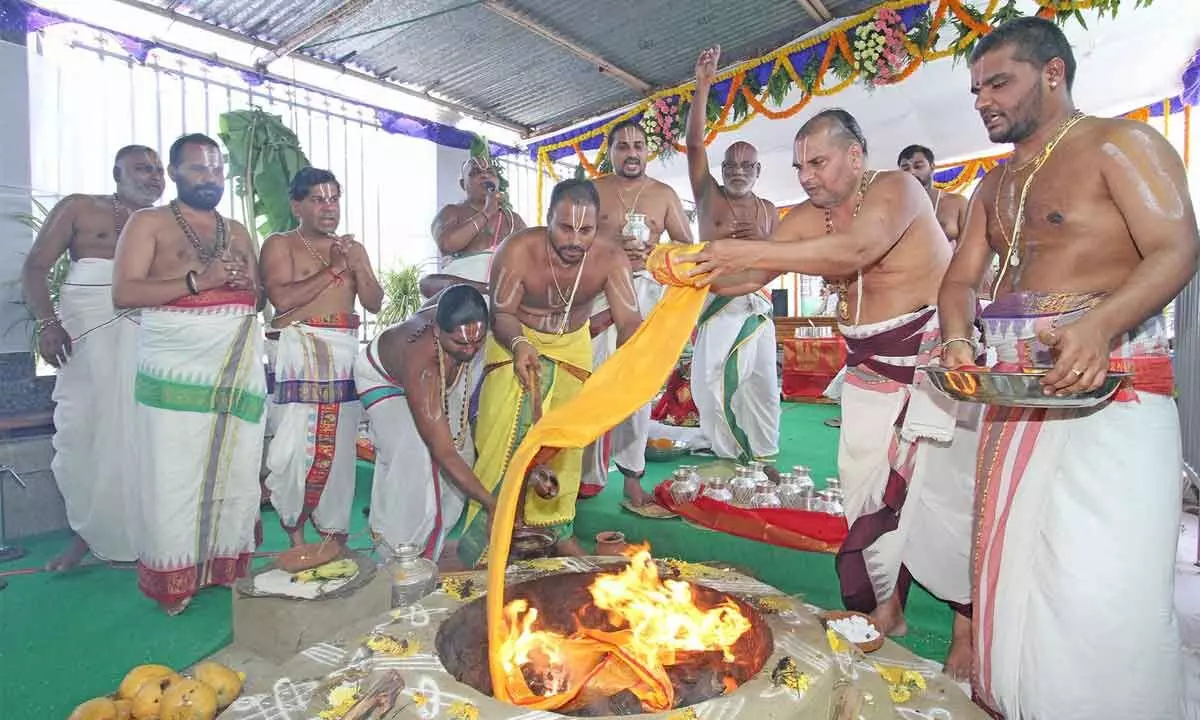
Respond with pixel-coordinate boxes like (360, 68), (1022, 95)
(496, 546), (752, 712)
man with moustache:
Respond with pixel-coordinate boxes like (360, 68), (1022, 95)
(897, 145), (968, 249)
(421, 147), (527, 298)
(684, 45), (780, 464)
(23, 145), (164, 571)
(579, 121), (693, 509)
(114, 133), (264, 615)
(458, 179), (643, 566)
(260, 167), (383, 547)
(687, 110), (980, 681)
(939, 17), (1196, 718)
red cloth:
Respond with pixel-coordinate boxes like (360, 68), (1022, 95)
(651, 360), (699, 427)
(654, 482), (848, 554)
(780, 337), (847, 401)
(356, 436), (376, 463)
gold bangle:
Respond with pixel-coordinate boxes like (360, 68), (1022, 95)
(510, 336), (532, 353)
(940, 337), (976, 354)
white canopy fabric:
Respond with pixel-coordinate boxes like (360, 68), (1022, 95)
(640, 0), (1199, 208)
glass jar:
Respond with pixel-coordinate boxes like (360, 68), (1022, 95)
(669, 472), (701, 504)
(750, 488), (782, 509)
(379, 543), (438, 609)
(747, 461), (770, 485)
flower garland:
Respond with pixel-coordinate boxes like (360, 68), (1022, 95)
(852, 7), (911, 85)
(532, 0), (1155, 214)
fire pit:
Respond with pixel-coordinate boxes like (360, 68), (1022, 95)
(435, 552), (773, 716)
(256, 554), (988, 720)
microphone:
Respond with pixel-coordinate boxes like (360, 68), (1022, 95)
(483, 181), (497, 192)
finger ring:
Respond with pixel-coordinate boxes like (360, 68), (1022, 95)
(1071, 369), (1083, 376)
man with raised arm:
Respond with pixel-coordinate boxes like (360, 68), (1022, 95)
(579, 120), (693, 511)
(260, 167), (383, 547)
(686, 110), (979, 680)
(684, 45), (780, 466)
(23, 145), (164, 571)
(939, 17), (1196, 718)
(458, 179), (643, 566)
(113, 133), (264, 615)
(421, 145), (527, 299)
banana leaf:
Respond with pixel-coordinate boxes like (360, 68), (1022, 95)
(218, 107), (312, 244)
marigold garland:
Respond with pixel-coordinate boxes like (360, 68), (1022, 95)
(531, 0), (1157, 217)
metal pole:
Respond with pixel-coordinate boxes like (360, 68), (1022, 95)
(0, 466), (29, 569)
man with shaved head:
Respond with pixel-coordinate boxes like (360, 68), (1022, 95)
(23, 144), (164, 571)
(687, 108), (980, 681)
(421, 145), (527, 298)
(682, 45), (780, 466)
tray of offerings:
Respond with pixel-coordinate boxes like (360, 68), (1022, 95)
(920, 365), (1130, 409)
(646, 437), (689, 462)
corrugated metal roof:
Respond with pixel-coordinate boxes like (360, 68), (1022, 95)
(147, 0), (885, 134)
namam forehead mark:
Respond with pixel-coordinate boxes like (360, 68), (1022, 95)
(725, 143), (757, 163)
(187, 144), (224, 170)
(617, 126), (643, 146)
(461, 155), (493, 179)
(454, 321), (486, 344)
(306, 182), (341, 203)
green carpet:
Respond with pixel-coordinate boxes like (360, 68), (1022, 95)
(1, 406), (953, 719)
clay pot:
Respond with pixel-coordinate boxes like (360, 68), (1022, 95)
(594, 531), (628, 556)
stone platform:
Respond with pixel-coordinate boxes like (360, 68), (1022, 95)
(215, 556), (986, 720)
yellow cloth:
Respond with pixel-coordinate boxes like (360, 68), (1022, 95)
(486, 243), (712, 704)
(460, 323), (592, 566)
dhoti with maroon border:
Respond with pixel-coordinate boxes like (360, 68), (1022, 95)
(265, 313), (362, 540)
(972, 291), (1183, 719)
(835, 306), (977, 619)
(132, 288), (265, 604)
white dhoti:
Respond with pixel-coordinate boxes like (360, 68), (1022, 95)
(580, 271), (662, 494)
(974, 292), (1184, 719)
(133, 289), (265, 604)
(690, 292), (780, 462)
(835, 306), (976, 614)
(356, 337), (474, 559)
(50, 258), (138, 561)
(265, 317), (362, 538)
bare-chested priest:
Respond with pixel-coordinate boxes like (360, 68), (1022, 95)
(580, 120), (693, 511)
(23, 144), (164, 570)
(260, 167), (383, 547)
(114, 133), (263, 614)
(421, 146), (527, 298)
(897, 145), (968, 248)
(686, 110), (979, 679)
(458, 179), (643, 566)
(685, 45), (780, 466)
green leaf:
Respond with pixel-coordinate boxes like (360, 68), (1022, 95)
(375, 264), (424, 328)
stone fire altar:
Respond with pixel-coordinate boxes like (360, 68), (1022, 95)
(217, 555), (986, 720)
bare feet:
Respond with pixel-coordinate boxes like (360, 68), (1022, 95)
(45, 535), (89, 572)
(555, 536), (586, 557)
(869, 593), (908, 638)
(942, 612), (974, 682)
(160, 596), (193, 616)
(286, 527), (306, 547)
(622, 474), (652, 507)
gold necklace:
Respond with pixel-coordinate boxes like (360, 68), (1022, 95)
(434, 334), (470, 451)
(545, 239), (589, 335)
(823, 171), (873, 321)
(294, 228), (330, 268)
(991, 110), (1087, 291)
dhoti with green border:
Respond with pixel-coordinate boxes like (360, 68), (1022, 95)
(689, 292), (780, 462)
(457, 324), (592, 568)
(132, 288), (266, 604)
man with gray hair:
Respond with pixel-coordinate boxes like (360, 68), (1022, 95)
(687, 108), (980, 681)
